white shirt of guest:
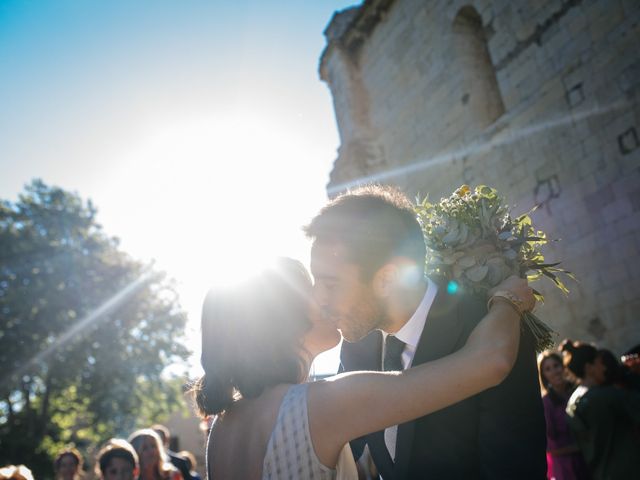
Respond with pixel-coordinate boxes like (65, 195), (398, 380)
(383, 277), (438, 461)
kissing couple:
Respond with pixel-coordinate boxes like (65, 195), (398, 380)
(192, 185), (546, 480)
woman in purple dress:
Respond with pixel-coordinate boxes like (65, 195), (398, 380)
(538, 351), (590, 480)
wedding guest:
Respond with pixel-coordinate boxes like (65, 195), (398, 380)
(563, 339), (640, 480)
(191, 257), (534, 479)
(128, 429), (182, 480)
(598, 349), (625, 387)
(0, 465), (34, 480)
(538, 350), (589, 480)
(599, 348), (640, 391)
(176, 452), (200, 480)
(150, 425), (191, 480)
(95, 439), (139, 480)
(621, 344), (640, 375)
(54, 448), (83, 480)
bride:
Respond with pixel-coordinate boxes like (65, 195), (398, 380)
(191, 257), (534, 479)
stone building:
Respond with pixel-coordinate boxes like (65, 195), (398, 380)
(319, 0), (640, 353)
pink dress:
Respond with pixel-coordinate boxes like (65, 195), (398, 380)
(542, 393), (590, 480)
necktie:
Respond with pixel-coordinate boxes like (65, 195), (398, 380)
(383, 334), (406, 461)
(383, 335), (405, 371)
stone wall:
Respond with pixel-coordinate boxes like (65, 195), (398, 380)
(320, 0), (640, 353)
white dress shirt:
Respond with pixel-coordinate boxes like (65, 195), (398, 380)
(383, 278), (438, 461)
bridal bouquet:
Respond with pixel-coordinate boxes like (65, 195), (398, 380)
(415, 185), (574, 352)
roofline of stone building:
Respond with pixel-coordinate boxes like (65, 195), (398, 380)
(318, 0), (396, 80)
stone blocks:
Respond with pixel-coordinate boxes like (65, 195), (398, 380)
(321, 0), (640, 353)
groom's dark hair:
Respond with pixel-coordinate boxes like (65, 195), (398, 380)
(304, 184), (426, 280)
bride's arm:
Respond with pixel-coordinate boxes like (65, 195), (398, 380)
(308, 276), (532, 466)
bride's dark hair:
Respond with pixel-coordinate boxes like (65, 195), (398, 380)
(191, 258), (313, 416)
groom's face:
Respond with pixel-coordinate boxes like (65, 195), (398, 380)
(310, 240), (386, 342)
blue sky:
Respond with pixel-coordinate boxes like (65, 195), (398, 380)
(0, 0), (358, 374)
(0, 1), (354, 197)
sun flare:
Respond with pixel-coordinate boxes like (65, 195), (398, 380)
(102, 111), (339, 374)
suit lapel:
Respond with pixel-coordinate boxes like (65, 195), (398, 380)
(393, 287), (464, 478)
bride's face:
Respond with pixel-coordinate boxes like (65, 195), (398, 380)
(302, 297), (341, 357)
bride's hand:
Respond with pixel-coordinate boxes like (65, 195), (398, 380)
(489, 275), (536, 313)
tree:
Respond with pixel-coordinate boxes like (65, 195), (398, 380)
(0, 180), (190, 476)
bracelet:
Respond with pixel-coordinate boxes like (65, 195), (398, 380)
(487, 290), (525, 317)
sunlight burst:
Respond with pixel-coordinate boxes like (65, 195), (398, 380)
(103, 111), (331, 373)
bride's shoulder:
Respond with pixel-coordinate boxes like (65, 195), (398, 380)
(209, 384), (297, 458)
(211, 385), (289, 434)
(306, 376), (351, 412)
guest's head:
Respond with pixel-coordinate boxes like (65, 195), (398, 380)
(127, 429), (172, 479)
(191, 257), (341, 417)
(150, 424), (170, 449)
(0, 465), (34, 480)
(95, 439), (139, 480)
(538, 350), (565, 392)
(177, 451), (196, 472)
(598, 348), (625, 386)
(305, 184), (426, 341)
(561, 339), (606, 385)
(54, 448), (83, 480)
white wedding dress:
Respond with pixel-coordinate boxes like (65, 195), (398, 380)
(262, 383), (359, 479)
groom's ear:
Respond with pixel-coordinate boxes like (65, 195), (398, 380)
(372, 263), (399, 298)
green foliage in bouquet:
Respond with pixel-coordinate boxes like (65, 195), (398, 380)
(415, 185), (575, 352)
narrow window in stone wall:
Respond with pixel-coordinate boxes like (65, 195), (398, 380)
(453, 6), (505, 129)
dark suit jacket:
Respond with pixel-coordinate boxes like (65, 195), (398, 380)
(168, 450), (193, 480)
(340, 285), (547, 480)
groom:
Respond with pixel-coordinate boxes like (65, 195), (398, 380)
(306, 185), (546, 480)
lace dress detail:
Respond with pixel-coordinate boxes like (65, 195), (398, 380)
(262, 383), (336, 480)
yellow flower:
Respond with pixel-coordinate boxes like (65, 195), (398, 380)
(455, 185), (470, 197)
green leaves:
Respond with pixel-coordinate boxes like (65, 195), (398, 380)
(0, 180), (190, 475)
